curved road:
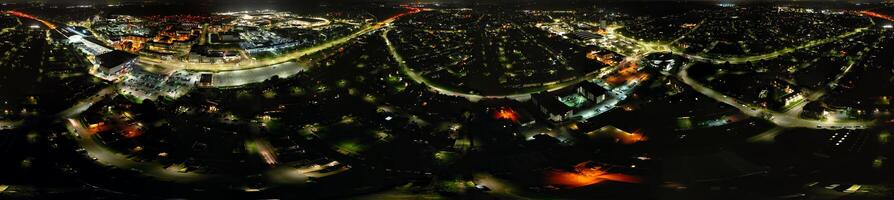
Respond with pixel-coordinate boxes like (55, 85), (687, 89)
(138, 7), (422, 72)
(7, 9), (392, 187)
(601, 21), (878, 130)
(382, 28), (611, 102)
(677, 63), (875, 129)
(65, 118), (213, 183)
(8, 7), (884, 196)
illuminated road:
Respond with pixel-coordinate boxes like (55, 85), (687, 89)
(599, 24), (870, 65)
(137, 6), (422, 72)
(207, 61), (307, 87)
(65, 118), (213, 183)
(4, 10), (57, 29)
(135, 6), (422, 89)
(5, 11), (215, 183)
(3, 10), (381, 187)
(575, 80), (639, 120)
(0, 120), (23, 130)
(678, 63), (874, 129)
(596, 18), (878, 130)
(383, 28), (611, 102)
(4, 10), (70, 39)
(676, 27), (869, 64)
(861, 10), (894, 22)
(5, 8), (886, 195)
(56, 85), (119, 118)
(473, 173), (538, 200)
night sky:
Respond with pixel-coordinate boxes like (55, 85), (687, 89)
(0, 0), (887, 5)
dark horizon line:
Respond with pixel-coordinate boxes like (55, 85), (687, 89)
(1, 0), (890, 6)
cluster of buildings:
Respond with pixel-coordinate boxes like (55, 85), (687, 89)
(236, 29), (299, 56)
(537, 20), (605, 42)
(68, 32), (193, 100)
(91, 14), (229, 60)
(222, 10), (331, 29)
(90, 50), (138, 81)
(760, 79), (807, 110)
(532, 81), (609, 122)
(65, 33), (138, 81)
(85, 10), (362, 64)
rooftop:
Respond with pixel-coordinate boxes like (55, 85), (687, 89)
(95, 50), (138, 69)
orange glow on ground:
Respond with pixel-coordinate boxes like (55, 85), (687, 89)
(545, 162), (642, 188)
(123, 128), (142, 138)
(547, 170), (608, 188)
(727, 114), (748, 123)
(493, 107), (520, 122)
(87, 122), (108, 134)
(587, 51), (619, 66)
(113, 36), (148, 52)
(605, 62), (649, 86)
(619, 130), (647, 144)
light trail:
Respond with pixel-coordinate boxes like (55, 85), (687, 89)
(861, 10), (894, 22)
(4, 10), (57, 29)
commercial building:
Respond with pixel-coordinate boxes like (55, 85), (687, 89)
(532, 81), (608, 122)
(91, 50), (138, 81)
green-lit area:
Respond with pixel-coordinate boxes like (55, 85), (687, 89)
(335, 140), (364, 155)
(558, 93), (589, 108)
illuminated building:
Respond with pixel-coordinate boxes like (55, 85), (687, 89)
(531, 81), (607, 122)
(91, 50), (138, 81)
